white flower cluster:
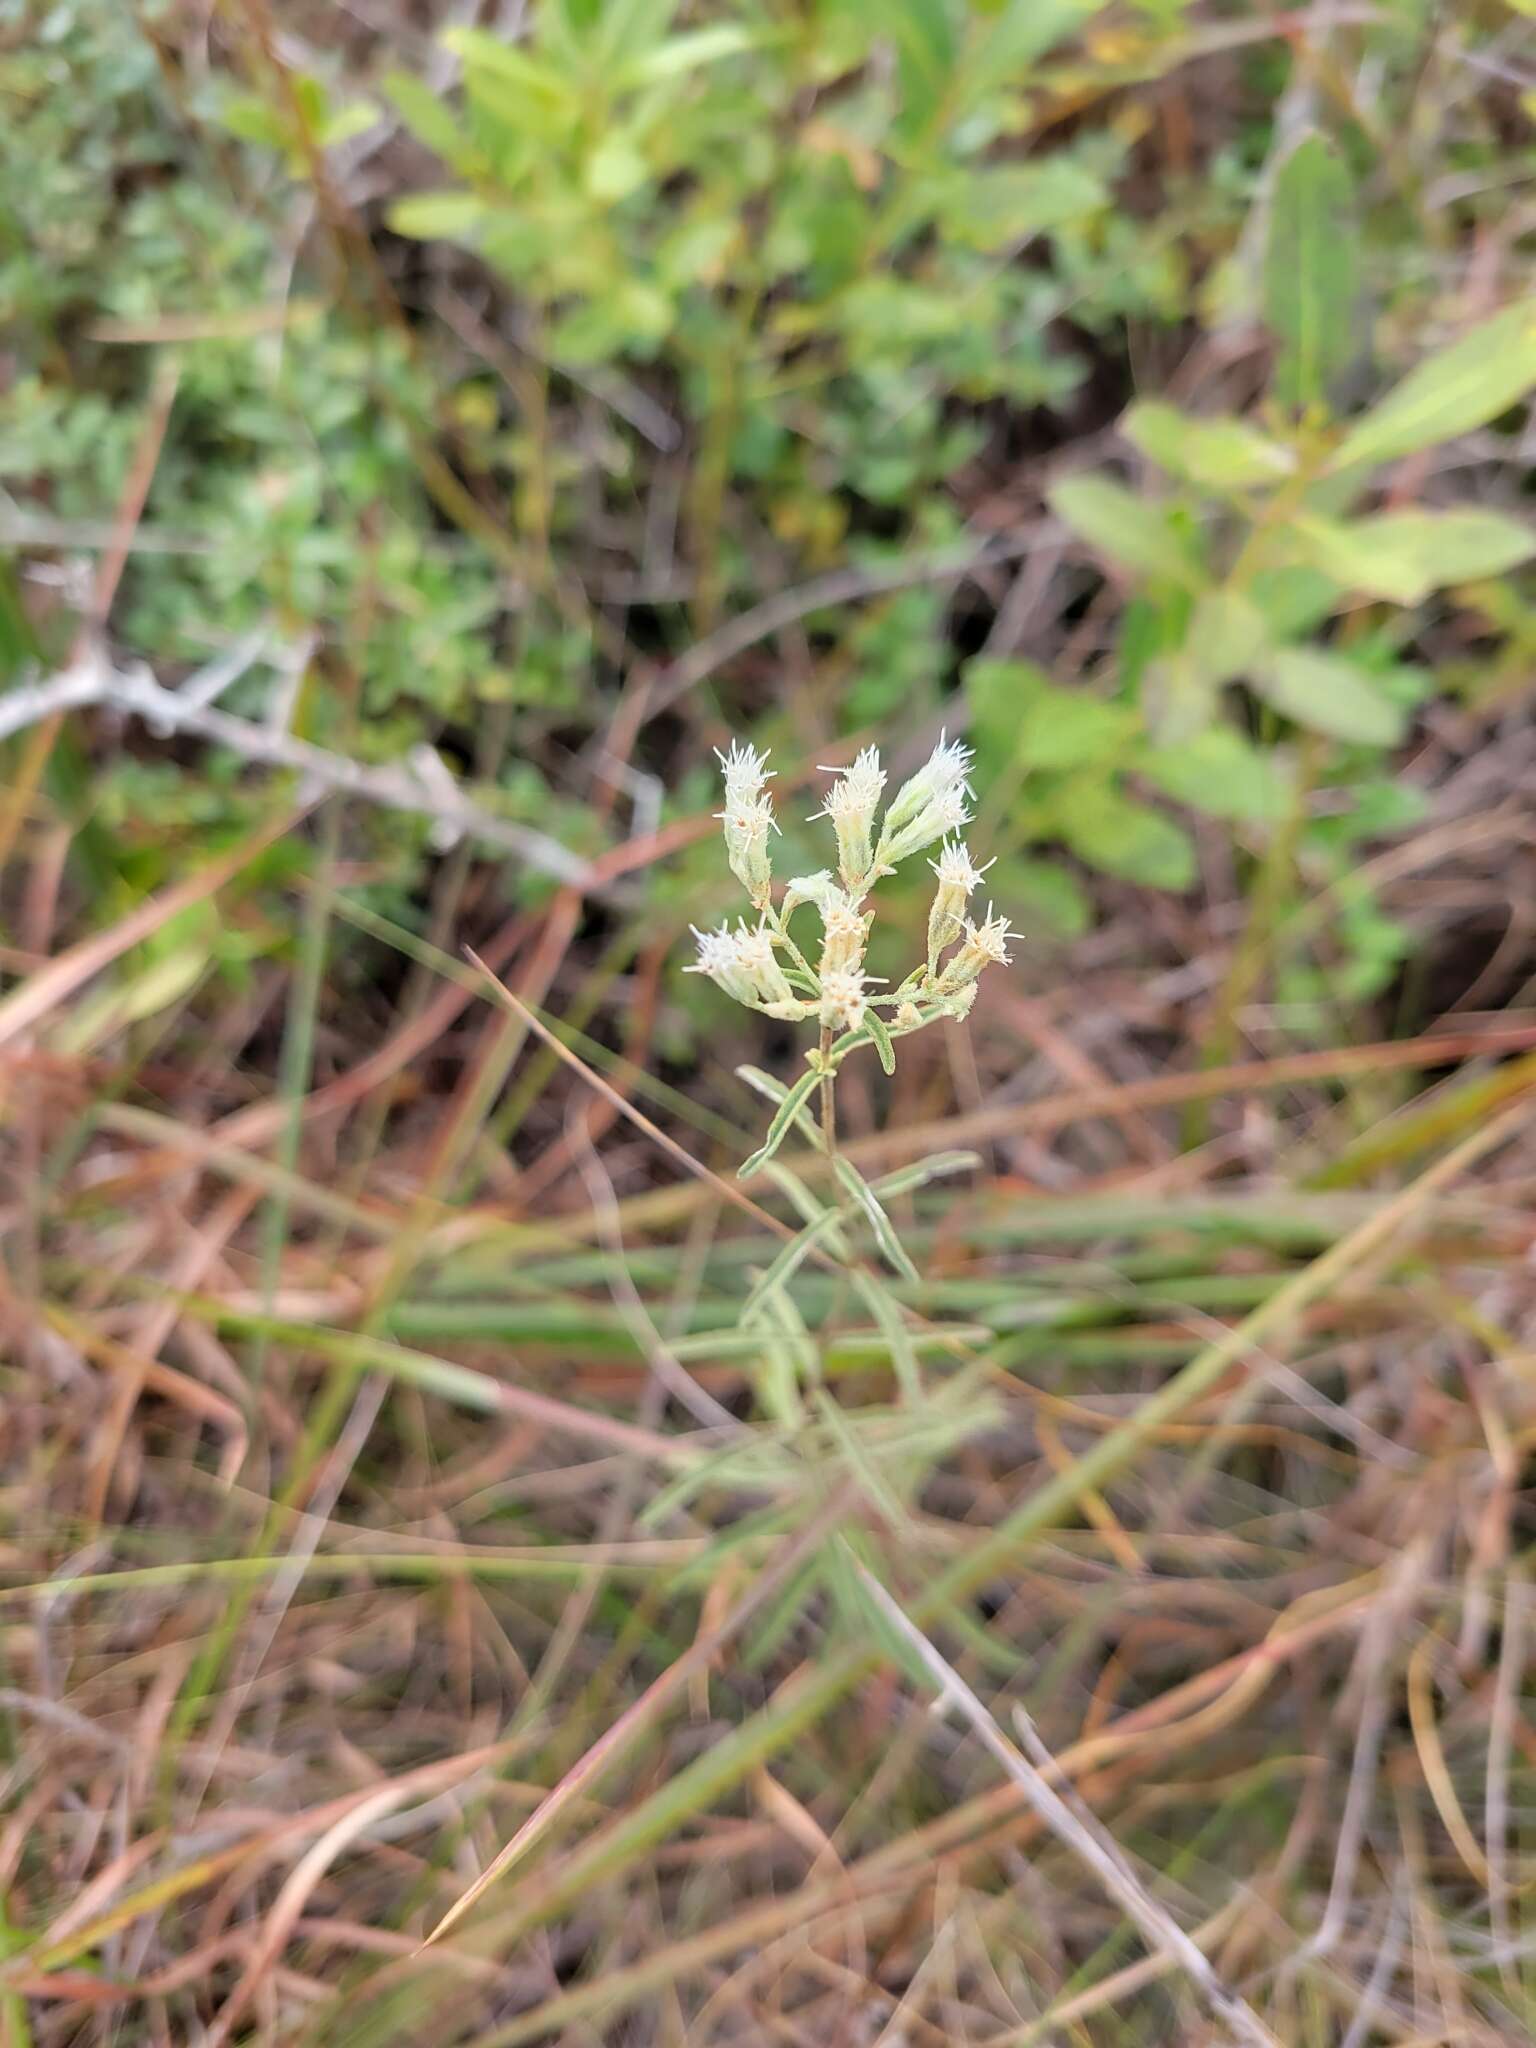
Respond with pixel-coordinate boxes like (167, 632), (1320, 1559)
(686, 732), (1014, 1054)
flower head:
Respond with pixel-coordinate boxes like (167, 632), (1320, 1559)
(929, 838), (992, 893)
(811, 746), (885, 896)
(782, 870), (839, 918)
(935, 902), (1018, 997)
(685, 918), (799, 1010)
(926, 837), (996, 969)
(716, 740), (774, 806)
(684, 921), (758, 1006)
(968, 905), (1016, 965)
(820, 968), (870, 1033)
(715, 788), (778, 907)
(876, 731), (975, 869)
(818, 889), (870, 977)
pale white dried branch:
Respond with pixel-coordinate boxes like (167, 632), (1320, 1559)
(0, 652), (600, 890)
(851, 1553), (1280, 2048)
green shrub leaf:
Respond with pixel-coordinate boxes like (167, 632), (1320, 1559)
(1252, 648), (1406, 744)
(1050, 476), (1199, 585)
(1057, 786), (1197, 890)
(1330, 300), (1536, 471)
(1290, 509), (1536, 604)
(1124, 402), (1296, 491)
(1141, 728), (1291, 822)
(1264, 136), (1358, 411)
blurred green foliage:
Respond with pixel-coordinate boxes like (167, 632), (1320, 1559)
(2, 0), (1534, 1030)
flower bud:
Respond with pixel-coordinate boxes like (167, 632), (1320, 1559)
(782, 870), (838, 918)
(811, 746), (885, 897)
(895, 1000), (923, 1031)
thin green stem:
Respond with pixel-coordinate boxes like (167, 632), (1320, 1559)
(818, 1022), (837, 1155)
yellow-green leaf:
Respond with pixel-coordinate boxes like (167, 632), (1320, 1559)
(1330, 300), (1536, 472)
(1252, 648), (1405, 744)
(1049, 476), (1198, 585)
(1123, 402), (1296, 491)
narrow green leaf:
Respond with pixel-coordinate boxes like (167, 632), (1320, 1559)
(1264, 136), (1358, 411)
(743, 1291), (813, 1426)
(866, 1010), (896, 1076)
(834, 1158), (917, 1283)
(738, 1067), (821, 1179)
(444, 29), (578, 108)
(1331, 300), (1536, 471)
(739, 1206), (847, 1321)
(1288, 514), (1433, 603)
(1049, 476), (1198, 585)
(849, 1271), (924, 1403)
(621, 24), (758, 83)
(1124, 402), (1296, 491)
(387, 193), (489, 242)
(870, 1152), (979, 1199)
(383, 71), (474, 164)
(1251, 648), (1405, 744)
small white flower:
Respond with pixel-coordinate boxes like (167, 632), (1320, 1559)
(686, 918), (796, 1009)
(733, 924), (795, 1006)
(936, 902), (1017, 995)
(815, 745), (885, 811)
(818, 890), (870, 977)
(811, 747), (884, 896)
(968, 904), (1016, 965)
(684, 922), (757, 1005)
(820, 967), (869, 1032)
(875, 730), (976, 869)
(926, 836), (994, 969)
(782, 870), (839, 917)
(715, 739), (774, 806)
(715, 789), (778, 906)
(929, 838), (993, 894)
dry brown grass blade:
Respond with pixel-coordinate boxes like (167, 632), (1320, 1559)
(419, 1483), (858, 1950)
(838, 1023), (1536, 1167)
(3, 1739), (524, 1985)
(465, 947), (796, 1241)
(0, 803), (305, 1055)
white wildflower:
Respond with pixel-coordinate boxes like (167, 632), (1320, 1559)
(716, 789), (778, 908)
(875, 730), (975, 870)
(685, 919), (799, 1010)
(811, 746), (885, 896)
(684, 922), (759, 1006)
(926, 836), (995, 969)
(820, 967), (870, 1033)
(716, 739), (774, 805)
(732, 924), (796, 1007)
(936, 902), (1017, 996)
(782, 869), (839, 917)
(818, 890), (870, 977)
